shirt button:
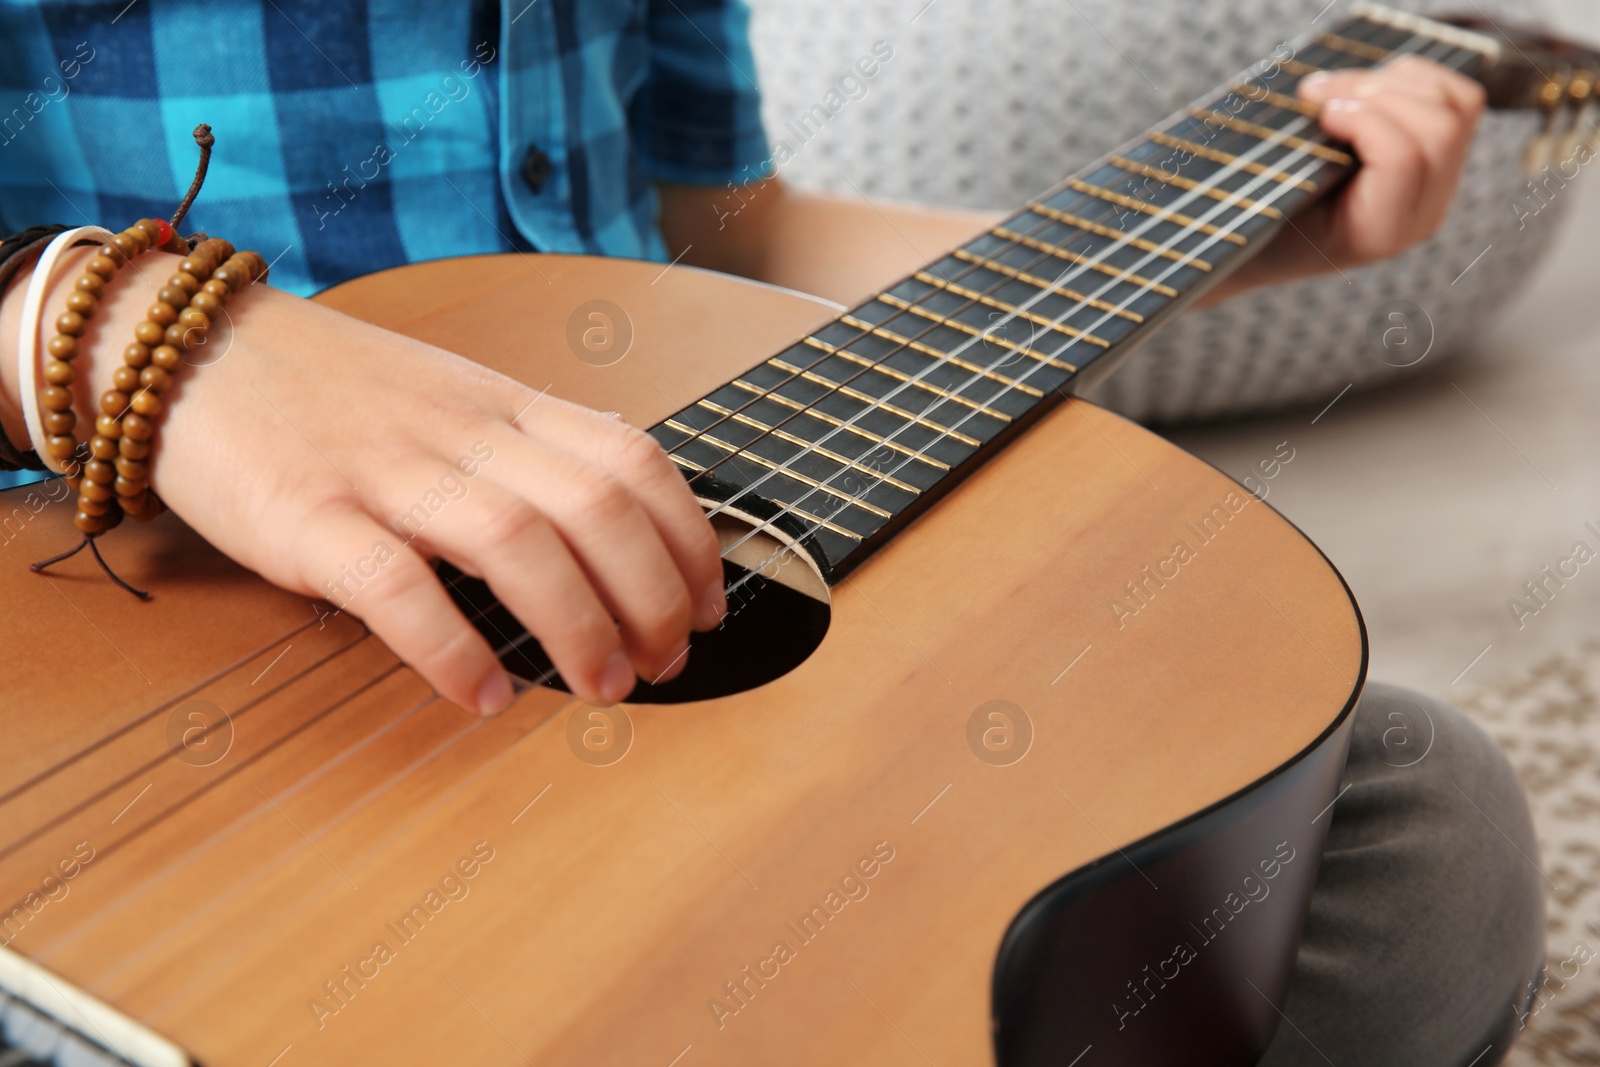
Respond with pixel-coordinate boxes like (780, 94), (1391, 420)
(521, 145), (553, 193)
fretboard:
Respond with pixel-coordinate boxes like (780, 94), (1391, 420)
(650, 3), (1499, 581)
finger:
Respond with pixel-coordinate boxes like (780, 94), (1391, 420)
(1350, 90), (1476, 234)
(298, 504), (515, 716)
(397, 478), (639, 704)
(511, 396), (726, 629)
(1376, 55), (1487, 120)
(1312, 98), (1431, 262)
(480, 429), (698, 684)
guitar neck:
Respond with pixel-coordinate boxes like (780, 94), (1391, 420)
(651, 4), (1501, 582)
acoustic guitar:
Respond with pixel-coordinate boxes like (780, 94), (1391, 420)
(1, 5), (1593, 1065)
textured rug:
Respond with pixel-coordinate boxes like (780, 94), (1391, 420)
(1455, 643), (1600, 1066)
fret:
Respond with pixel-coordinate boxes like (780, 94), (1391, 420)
(767, 356), (988, 447)
(909, 271), (1113, 347)
(801, 334), (1025, 421)
(693, 398), (926, 495)
(725, 379), (952, 472)
(637, 10), (1470, 581)
(668, 452), (865, 542)
(1317, 31), (1393, 62)
(867, 291), (1085, 361)
(990, 227), (1182, 297)
(1106, 155), (1286, 219)
(873, 291), (1098, 372)
(1276, 57), (1325, 78)
(1232, 85), (1320, 118)
(1183, 109), (1354, 165)
(835, 311), (1050, 392)
(935, 257), (1144, 323)
(1023, 204), (1217, 269)
(663, 419), (898, 519)
(1146, 132), (1318, 192)
(1066, 178), (1250, 246)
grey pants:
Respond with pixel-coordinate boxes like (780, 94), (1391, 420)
(1258, 683), (1547, 1067)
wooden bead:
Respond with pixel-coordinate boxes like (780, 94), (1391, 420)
(135, 218), (165, 243)
(80, 479), (112, 502)
(45, 434), (77, 459)
(133, 320), (165, 346)
(111, 234), (139, 259)
(130, 390), (162, 417)
(77, 495), (111, 516)
(179, 256), (213, 277)
(124, 342), (151, 367)
(44, 410), (75, 435)
(164, 323), (191, 349)
(190, 290), (221, 316)
(75, 272), (105, 296)
(65, 290), (97, 315)
(87, 254), (119, 279)
(138, 365), (172, 392)
(169, 271), (201, 294)
(213, 239), (236, 259)
(99, 390), (129, 417)
(146, 301), (177, 327)
(56, 311), (86, 336)
(47, 335), (77, 360)
(110, 365), (140, 392)
(39, 385), (73, 411)
(123, 228), (150, 253)
(89, 436), (117, 460)
(121, 491), (154, 518)
(201, 279), (229, 298)
(114, 475), (146, 498)
(213, 265), (241, 290)
(74, 511), (107, 534)
(152, 345), (181, 371)
(84, 459), (115, 484)
(114, 456), (147, 481)
(157, 285), (190, 309)
(118, 436), (150, 460)
(100, 504), (125, 530)
(43, 360), (75, 386)
(95, 415), (122, 439)
(178, 307), (209, 331)
(122, 413), (153, 441)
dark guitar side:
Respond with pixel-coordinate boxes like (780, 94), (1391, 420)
(0, 253), (1363, 1065)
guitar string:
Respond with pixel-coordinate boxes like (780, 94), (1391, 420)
(1, 569), (547, 837)
(703, 27), (1467, 551)
(712, 30), (1469, 586)
(5, 26), (1471, 803)
(10, 19), (1469, 953)
(665, 26), (1409, 484)
(666, 59), (1347, 481)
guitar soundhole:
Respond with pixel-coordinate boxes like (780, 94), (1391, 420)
(437, 558), (831, 704)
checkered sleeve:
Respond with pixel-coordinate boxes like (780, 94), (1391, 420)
(630, 0), (772, 186)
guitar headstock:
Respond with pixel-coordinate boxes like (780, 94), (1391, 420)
(1439, 11), (1600, 172)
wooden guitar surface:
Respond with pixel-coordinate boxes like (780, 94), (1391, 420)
(0, 254), (1363, 1065)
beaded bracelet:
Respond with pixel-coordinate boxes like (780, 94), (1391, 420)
(28, 219), (185, 484)
(80, 237), (266, 533)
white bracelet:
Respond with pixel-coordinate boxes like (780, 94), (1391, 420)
(16, 225), (113, 476)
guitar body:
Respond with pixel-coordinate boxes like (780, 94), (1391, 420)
(0, 254), (1364, 1066)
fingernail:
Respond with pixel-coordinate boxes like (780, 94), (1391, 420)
(601, 650), (636, 703)
(695, 580), (727, 628)
(476, 671), (514, 717)
(1302, 71), (1332, 90)
(1324, 97), (1362, 112)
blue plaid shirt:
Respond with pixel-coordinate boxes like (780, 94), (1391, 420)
(0, 0), (771, 297)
